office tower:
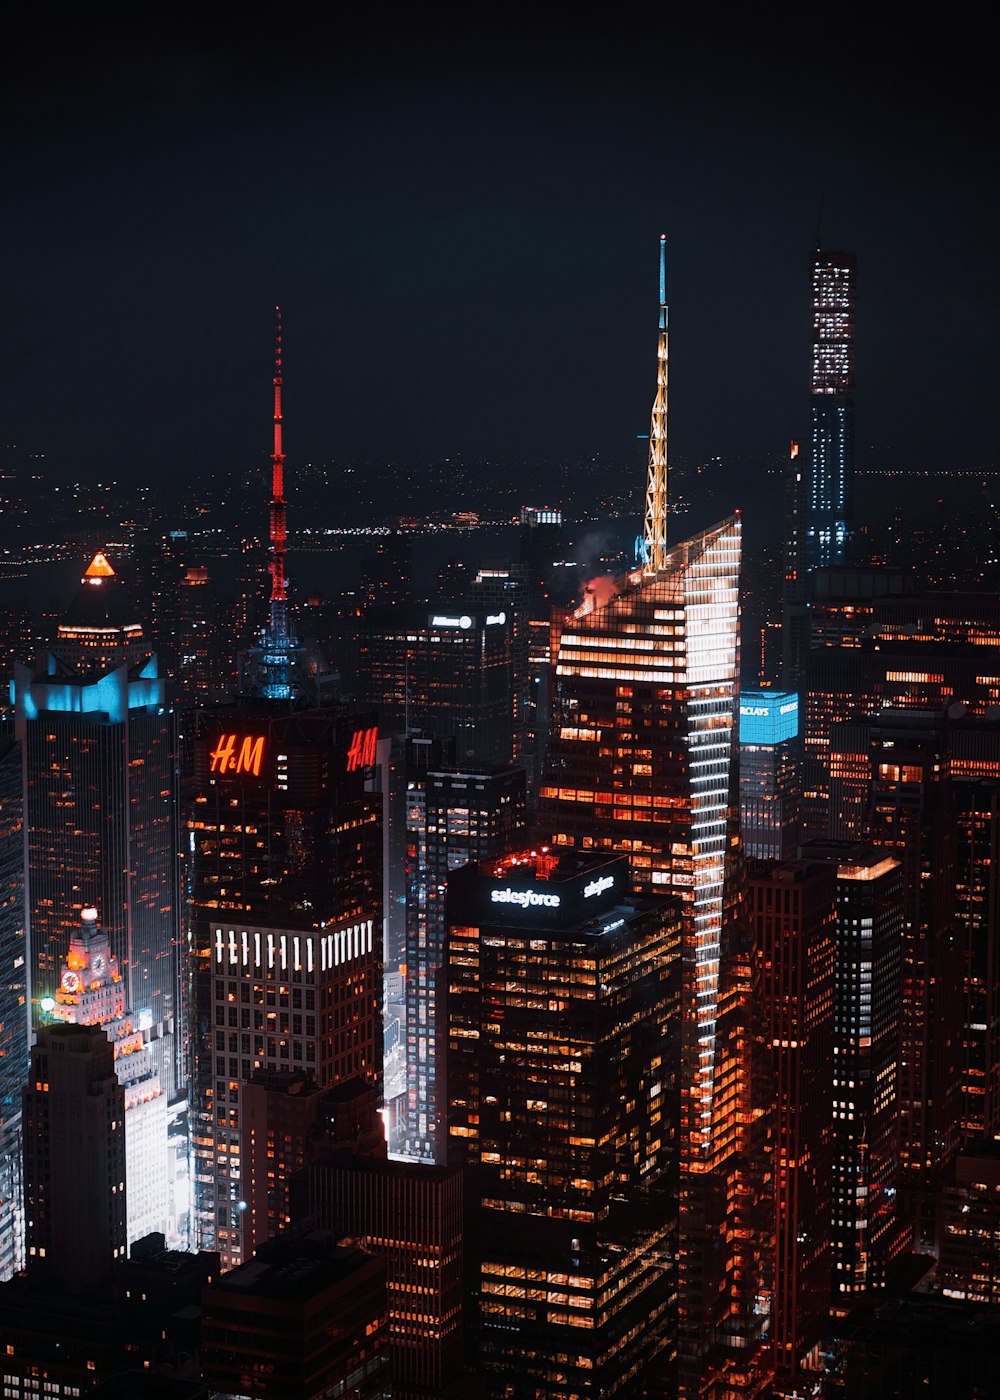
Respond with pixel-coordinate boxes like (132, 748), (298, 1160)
(748, 860), (835, 1390)
(446, 851), (681, 1396)
(359, 600), (517, 764)
(781, 439), (808, 691)
(240, 1071), (383, 1257)
(806, 249), (856, 569)
(200, 1230), (391, 1400)
(802, 575), (1000, 840)
(940, 1145), (1000, 1303)
(12, 551), (181, 1096)
(540, 239), (772, 1397)
(184, 318), (384, 1265)
(49, 906), (168, 1246)
(0, 738), (26, 1281)
(865, 711), (962, 1247)
(23, 1022), (127, 1291)
(739, 689), (802, 859)
(827, 1296), (1000, 1399)
(802, 842), (905, 1298)
(949, 720), (1000, 1140)
(400, 763), (526, 1161)
(299, 1154), (464, 1395)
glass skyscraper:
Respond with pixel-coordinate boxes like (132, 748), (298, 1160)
(807, 250), (856, 570)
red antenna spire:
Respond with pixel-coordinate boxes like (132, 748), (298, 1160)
(268, 305), (287, 607)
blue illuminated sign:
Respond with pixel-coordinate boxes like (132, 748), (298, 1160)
(739, 690), (798, 746)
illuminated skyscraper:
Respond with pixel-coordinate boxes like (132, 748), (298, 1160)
(12, 552), (180, 1096)
(184, 321), (383, 1267)
(802, 841), (906, 1299)
(806, 250), (856, 569)
(446, 851), (681, 1395)
(49, 906), (169, 1248)
(400, 763), (525, 1162)
(0, 738), (26, 1281)
(739, 689), (802, 860)
(540, 239), (773, 1397)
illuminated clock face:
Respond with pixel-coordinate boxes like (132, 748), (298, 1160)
(92, 955), (105, 977)
(61, 970), (80, 993)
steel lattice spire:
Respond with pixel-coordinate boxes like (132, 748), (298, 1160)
(268, 305), (288, 630)
(642, 235), (669, 572)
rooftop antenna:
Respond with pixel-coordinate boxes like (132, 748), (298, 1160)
(642, 234), (669, 572)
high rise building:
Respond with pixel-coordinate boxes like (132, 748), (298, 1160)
(446, 851), (681, 1396)
(802, 841), (906, 1299)
(781, 439), (808, 691)
(748, 860), (835, 1390)
(200, 1230), (391, 1400)
(0, 737), (27, 1281)
(299, 1153), (465, 1396)
(739, 690), (802, 860)
(806, 250), (856, 570)
(867, 712), (962, 1247)
(400, 763), (526, 1161)
(48, 906), (169, 1247)
(359, 601), (517, 765)
(940, 1144), (1000, 1304)
(22, 1022), (127, 1292)
(12, 551), (181, 1096)
(539, 239), (772, 1397)
(184, 317), (383, 1266)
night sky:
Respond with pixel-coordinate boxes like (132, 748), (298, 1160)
(4, 11), (997, 496)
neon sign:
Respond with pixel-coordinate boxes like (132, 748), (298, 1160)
(491, 887), (561, 909)
(346, 726), (378, 772)
(209, 733), (266, 777)
(583, 874), (615, 899)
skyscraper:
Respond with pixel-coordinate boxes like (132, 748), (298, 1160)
(22, 1022), (127, 1292)
(739, 689), (802, 860)
(749, 859), (835, 1389)
(446, 851), (681, 1395)
(400, 763), (526, 1161)
(802, 841), (906, 1300)
(539, 240), (773, 1398)
(12, 552), (180, 1096)
(806, 250), (856, 569)
(0, 738), (27, 1281)
(183, 318), (383, 1265)
(49, 906), (169, 1248)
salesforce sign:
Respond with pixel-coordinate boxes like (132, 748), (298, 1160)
(739, 690), (799, 746)
(491, 887), (561, 909)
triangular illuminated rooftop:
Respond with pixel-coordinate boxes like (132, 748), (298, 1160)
(84, 551), (116, 580)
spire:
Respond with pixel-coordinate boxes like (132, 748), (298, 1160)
(84, 550), (115, 581)
(642, 235), (669, 572)
(268, 306), (288, 623)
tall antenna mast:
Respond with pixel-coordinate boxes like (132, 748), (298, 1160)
(642, 235), (669, 572)
(268, 305), (288, 638)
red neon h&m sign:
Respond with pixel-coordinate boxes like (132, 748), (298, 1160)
(346, 726), (378, 772)
(209, 733), (266, 777)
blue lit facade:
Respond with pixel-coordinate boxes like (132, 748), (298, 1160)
(12, 561), (181, 1097)
(806, 251), (856, 570)
(739, 689), (801, 861)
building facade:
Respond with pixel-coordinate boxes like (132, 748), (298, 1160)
(739, 690), (801, 860)
(0, 737), (26, 1281)
(446, 851), (681, 1397)
(806, 250), (856, 570)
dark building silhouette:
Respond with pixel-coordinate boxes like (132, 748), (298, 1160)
(749, 859), (835, 1390)
(23, 1022), (127, 1292)
(298, 1154), (464, 1397)
(940, 1144), (1000, 1305)
(200, 1230), (390, 1400)
(446, 851), (681, 1396)
(359, 602), (517, 765)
